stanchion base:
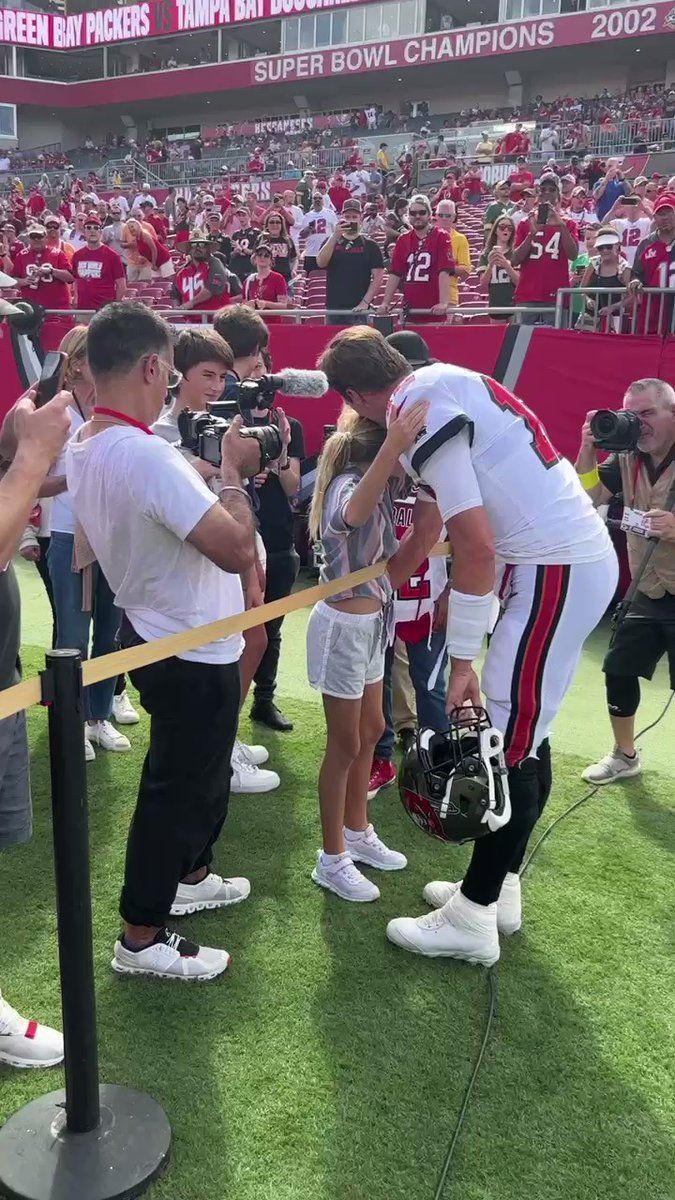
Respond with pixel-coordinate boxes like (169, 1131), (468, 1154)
(0, 1084), (171, 1200)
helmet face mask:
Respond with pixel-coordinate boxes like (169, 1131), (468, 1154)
(399, 709), (511, 844)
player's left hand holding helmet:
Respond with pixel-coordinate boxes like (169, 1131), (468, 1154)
(399, 709), (511, 844)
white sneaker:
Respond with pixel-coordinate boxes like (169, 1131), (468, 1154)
(111, 929), (229, 981)
(171, 872), (251, 916)
(112, 690), (140, 725)
(344, 824), (407, 871)
(233, 738), (269, 767)
(0, 991), (64, 1069)
(311, 851), (380, 902)
(87, 720), (131, 753)
(84, 728), (95, 762)
(230, 744), (279, 793)
(582, 748), (642, 785)
(423, 872), (522, 935)
(387, 889), (500, 966)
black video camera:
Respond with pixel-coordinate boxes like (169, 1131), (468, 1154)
(590, 409), (642, 453)
(224, 373), (288, 413)
(177, 402), (283, 470)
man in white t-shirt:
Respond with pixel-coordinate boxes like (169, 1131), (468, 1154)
(66, 301), (261, 984)
(347, 168), (370, 199)
(609, 198), (653, 268)
(298, 194), (338, 272)
(319, 327), (618, 968)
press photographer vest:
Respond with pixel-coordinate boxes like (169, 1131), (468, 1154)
(619, 450), (675, 599)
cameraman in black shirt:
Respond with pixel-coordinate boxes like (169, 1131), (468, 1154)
(316, 199), (385, 324)
(213, 306), (304, 733)
(249, 349), (304, 732)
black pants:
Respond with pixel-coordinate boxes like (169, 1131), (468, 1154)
(35, 536), (57, 649)
(253, 549), (299, 704)
(119, 617), (240, 927)
(462, 739), (552, 905)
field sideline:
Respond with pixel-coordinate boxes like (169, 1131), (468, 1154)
(0, 557), (673, 1200)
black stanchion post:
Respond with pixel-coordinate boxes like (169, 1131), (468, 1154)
(0, 650), (171, 1200)
(47, 649), (100, 1133)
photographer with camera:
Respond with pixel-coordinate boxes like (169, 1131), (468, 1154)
(576, 379), (675, 784)
(65, 301), (259, 982)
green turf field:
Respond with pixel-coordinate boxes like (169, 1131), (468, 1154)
(1, 557), (674, 1200)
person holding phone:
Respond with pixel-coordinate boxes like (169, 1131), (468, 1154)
(316, 199), (384, 324)
(511, 174), (578, 325)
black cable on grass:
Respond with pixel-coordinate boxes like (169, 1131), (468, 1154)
(432, 967), (497, 1200)
(432, 690), (674, 1199)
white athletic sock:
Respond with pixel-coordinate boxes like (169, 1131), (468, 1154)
(321, 850), (350, 867)
(344, 825), (370, 841)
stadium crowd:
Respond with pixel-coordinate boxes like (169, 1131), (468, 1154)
(0, 146), (674, 329)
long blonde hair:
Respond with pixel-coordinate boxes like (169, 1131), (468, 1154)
(308, 405), (386, 541)
(58, 324), (88, 390)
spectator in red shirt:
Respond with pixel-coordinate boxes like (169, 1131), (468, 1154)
(27, 188), (46, 219)
(243, 242), (289, 323)
(172, 233), (233, 312)
(139, 199), (168, 243)
(1, 221), (23, 270)
(328, 173), (351, 213)
(512, 174), (578, 324)
(12, 224), (73, 309)
(508, 157), (535, 195)
(378, 193), (455, 322)
(248, 149), (265, 175)
(71, 214), (126, 311)
(514, 124), (531, 157)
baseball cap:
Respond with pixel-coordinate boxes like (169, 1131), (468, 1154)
(27, 224), (47, 236)
(83, 214), (101, 226)
(140, 198), (155, 208)
(188, 231), (210, 244)
(654, 193), (675, 212)
(342, 199), (361, 214)
(386, 330), (436, 368)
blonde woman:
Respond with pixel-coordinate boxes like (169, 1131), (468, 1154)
(306, 400), (427, 902)
(45, 326), (133, 760)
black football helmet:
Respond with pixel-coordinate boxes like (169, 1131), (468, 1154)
(399, 708), (511, 844)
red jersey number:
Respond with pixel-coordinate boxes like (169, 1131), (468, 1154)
(482, 377), (560, 469)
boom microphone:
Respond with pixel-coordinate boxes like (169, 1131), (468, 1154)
(271, 368), (329, 397)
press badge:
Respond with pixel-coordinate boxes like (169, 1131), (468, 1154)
(620, 507), (651, 539)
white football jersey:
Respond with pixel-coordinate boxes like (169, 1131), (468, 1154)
(611, 217), (653, 267)
(388, 363), (611, 566)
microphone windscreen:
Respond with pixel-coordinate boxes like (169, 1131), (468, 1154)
(276, 367), (329, 397)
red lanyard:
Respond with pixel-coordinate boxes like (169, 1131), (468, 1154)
(92, 407), (154, 435)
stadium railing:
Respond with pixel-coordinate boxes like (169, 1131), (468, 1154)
(554, 287), (675, 337)
(39, 305), (557, 324)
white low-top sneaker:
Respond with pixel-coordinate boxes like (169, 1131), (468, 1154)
(84, 728), (95, 762)
(582, 748), (642, 785)
(112, 690), (140, 725)
(233, 738), (269, 767)
(423, 872), (522, 935)
(344, 824), (407, 871)
(112, 929), (229, 981)
(387, 890), (499, 966)
(87, 720), (131, 753)
(311, 851), (380, 902)
(230, 745), (279, 794)
(0, 991), (64, 1069)
(171, 873), (251, 916)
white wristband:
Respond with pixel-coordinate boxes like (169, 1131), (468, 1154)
(447, 589), (495, 661)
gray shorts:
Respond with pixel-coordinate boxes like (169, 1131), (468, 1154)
(307, 601), (385, 700)
(0, 711), (32, 849)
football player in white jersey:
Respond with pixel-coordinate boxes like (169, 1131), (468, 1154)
(318, 327), (618, 967)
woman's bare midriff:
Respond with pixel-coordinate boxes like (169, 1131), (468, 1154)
(325, 596), (382, 614)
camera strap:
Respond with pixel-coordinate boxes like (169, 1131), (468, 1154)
(610, 472), (675, 641)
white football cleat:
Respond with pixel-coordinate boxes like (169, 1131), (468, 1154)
(423, 872), (521, 934)
(387, 889), (499, 966)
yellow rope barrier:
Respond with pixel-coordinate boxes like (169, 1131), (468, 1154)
(0, 544), (451, 722)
